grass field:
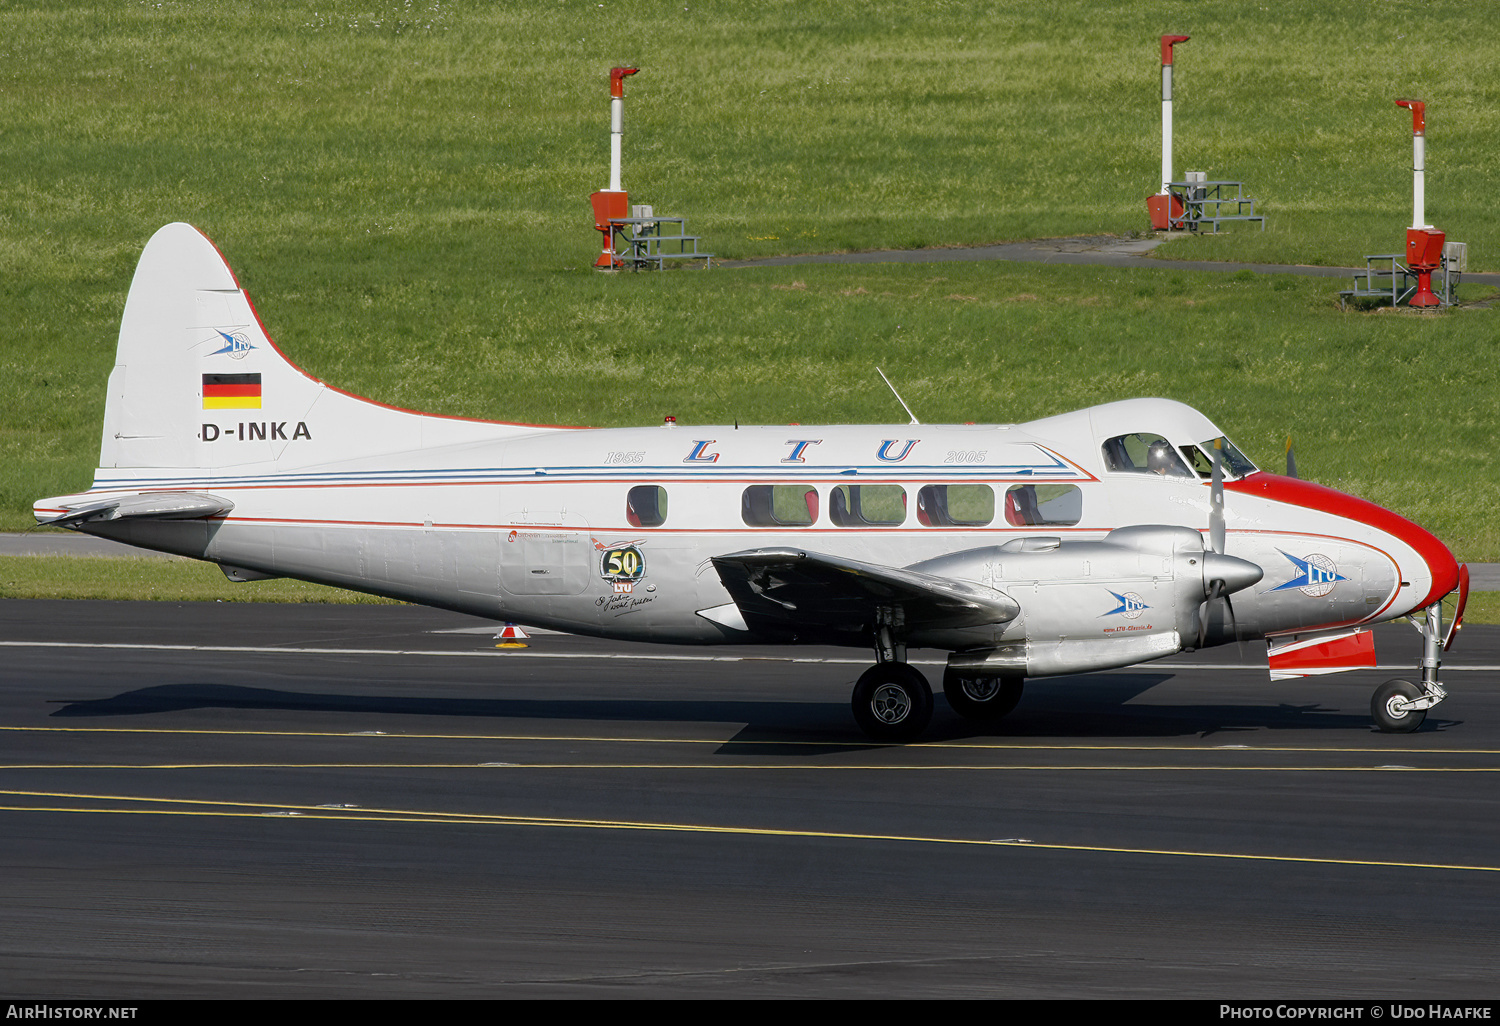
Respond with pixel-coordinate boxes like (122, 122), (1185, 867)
(3, 1), (1497, 575)
(0, 554), (399, 605)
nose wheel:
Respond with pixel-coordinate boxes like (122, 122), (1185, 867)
(1371, 601), (1453, 733)
(1371, 679), (1427, 733)
(851, 663), (933, 742)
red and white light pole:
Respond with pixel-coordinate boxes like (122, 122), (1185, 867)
(1147, 35), (1190, 230)
(1396, 99), (1444, 307)
(608, 65), (637, 192)
(1159, 34), (1190, 194)
(590, 66), (639, 269)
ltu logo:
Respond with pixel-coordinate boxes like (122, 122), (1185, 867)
(208, 329), (256, 360)
(1272, 551), (1347, 597)
(1103, 590), (1149, 619)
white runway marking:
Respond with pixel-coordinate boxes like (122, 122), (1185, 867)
(2, 642), (1500, 672)
(2, 639), (1498, 671)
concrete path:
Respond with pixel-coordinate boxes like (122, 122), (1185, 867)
(718, 233), (1500, 287)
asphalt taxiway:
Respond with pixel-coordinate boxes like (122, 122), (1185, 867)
(3, 599), (1499, 998)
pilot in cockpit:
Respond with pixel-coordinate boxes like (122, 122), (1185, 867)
(1147, 440), (1179, 477)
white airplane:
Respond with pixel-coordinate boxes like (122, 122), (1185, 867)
(35, 224), (1470, 740)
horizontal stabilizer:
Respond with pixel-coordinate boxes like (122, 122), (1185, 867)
(711, 547), (1020, 639)
(35, 491), (233, 528)
(219, 564), (282, 583)
(1266, 628), (1376, 680)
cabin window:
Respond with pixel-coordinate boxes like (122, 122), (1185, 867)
(1004, 484), (1082, 527)
(1101, 432), (1194, 479)
(626, 485), (668, 527)
(915, 484), (994, 527)
(742, 485), (819, 527)
(1180, 436), (1259, 480)
(829, 485), (906, 527)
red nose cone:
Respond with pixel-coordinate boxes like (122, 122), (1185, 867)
(1226, 474), (1459, 609)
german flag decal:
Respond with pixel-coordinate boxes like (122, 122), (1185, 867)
(203, 373), (262, 410)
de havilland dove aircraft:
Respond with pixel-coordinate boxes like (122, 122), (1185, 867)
(35, 224), (1471, 741)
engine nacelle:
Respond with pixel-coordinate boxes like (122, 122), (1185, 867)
(908, 525), (1262, 679)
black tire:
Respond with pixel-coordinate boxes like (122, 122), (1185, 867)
(942, 669), (1024, 721)
(1372, 679), (1426, 733)
(851, 664), (933, 742)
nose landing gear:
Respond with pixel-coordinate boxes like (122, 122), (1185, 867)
(1373, 601), (1451, 733)
(1371, 678), (1430, 733)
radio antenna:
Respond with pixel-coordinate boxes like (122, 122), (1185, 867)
(876, 367), (920, 425)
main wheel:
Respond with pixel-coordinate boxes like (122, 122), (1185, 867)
(851, 664), (933, 742)
(942, 669), (1024, 721)
(1371, 679), (1426, 733)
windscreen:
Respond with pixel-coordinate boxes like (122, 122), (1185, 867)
(1180, 436), (1258, 480)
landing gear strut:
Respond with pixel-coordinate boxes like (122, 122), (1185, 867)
(850, 617), (933, 742)
(1373, 601), (1449, 733)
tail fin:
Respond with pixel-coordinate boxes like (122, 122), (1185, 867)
(99, 223), (551, 475)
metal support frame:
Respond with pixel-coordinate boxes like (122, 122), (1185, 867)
(1163, 179), (1265, 232)
(1339, 251), (1462, 310)
(604, 215), (713, 271)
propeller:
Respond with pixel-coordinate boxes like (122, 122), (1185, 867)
(1285, 436), (1298, 479)
(1198, 576), (1234, 651)
(1197, 437), (1263, 651)
(1208, 436), (1225, 556)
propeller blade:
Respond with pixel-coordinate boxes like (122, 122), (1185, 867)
(1196, 552), (1263, 652)
(1209, 437), (1225, 555)
(1198, 578), (1224, 650)
(1285, 436), (1298, 479)
(1222, 587), (1248, 661)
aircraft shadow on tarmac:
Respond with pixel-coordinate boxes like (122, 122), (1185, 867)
(48, 672), (1452, 748)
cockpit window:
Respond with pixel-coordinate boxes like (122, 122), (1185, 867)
(1181, 437), (1258, 480)
(1101, 433), (1194, 479)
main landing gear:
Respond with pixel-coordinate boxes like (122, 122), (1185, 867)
(1372, 602), (1451, 733)
(943, 670), (1024, 721)
(851, 663), (933, 742)
(850, 620), (1024, 742)
(851, 619), (934, 742)
(849, 664), (1027, 741)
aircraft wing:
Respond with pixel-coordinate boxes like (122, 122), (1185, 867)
(708, 547), (1019, 637)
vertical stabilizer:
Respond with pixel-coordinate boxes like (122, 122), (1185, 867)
(103, 223), (244, 470)
(98, 224), (553, 477)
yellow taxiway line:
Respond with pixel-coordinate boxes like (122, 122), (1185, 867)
(1, 787), (1495, 874)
